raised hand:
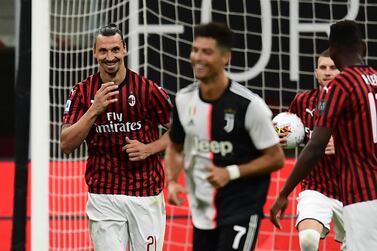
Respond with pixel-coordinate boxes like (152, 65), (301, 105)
(90, 81), (119, 115)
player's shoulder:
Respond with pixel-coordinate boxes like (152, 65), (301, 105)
(330, 67), (362, 92)
(294, 89), (318, 100)
(71, 73), (98, 93)
(229, 81), (262, 103)
(127, 68), (152, 85)
(176, 82), (198, 98)
(77, 72), (99, 86)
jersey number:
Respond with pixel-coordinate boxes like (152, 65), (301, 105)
(147, 235), (157, 251)
(232, 225), (247, 249)
(368, 92), (377, 143)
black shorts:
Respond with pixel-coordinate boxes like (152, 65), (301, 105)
(193, 214), (261, 251)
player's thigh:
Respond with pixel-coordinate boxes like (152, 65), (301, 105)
(296, 190), (333, 238)
(126, 192), (166, 251)
(343, 200), (377, 250)
(90, 220), (127, 251)
(193, 227), (218, 251)
(217, 214), (260, 251)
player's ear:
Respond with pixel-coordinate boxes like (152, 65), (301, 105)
(362, 41), (367, 57)
(123, 43), (127, 56)
(314, 69), (318, 80)
(222, 51), (231, 65)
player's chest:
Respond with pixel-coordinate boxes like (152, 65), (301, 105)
(179, 98), (245, 139)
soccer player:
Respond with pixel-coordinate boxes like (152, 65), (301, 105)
(165, 22), (285, 251)
(270, 20), (377, 250)
(60, 24), (172, 251)
(282, 49), (345, 251)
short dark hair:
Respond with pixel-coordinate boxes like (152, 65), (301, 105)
(194, 22), (233, 51)
(319, 48), (330, 58)
(329, 20), (363, 50)
(94, 23), (125, 48)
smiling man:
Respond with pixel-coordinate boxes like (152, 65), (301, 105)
(60, 24), (172, 251)
(165, 22), (284, 251)
(278, 49), (345, 251)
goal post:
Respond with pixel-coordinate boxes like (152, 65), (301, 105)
(30, 0), (377, 250)
(31, 0), (50, 250)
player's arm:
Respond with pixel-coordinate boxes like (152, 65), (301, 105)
(60, 111), (98, 154)
(123, 82), (172, 161)
(208, 97), (285, 188)
(165, 140), (186, 206)
(165, 97), (186, 205)
(60, 82), (119, 154)
(122, 123), (171, 161)
(269, 126), (331, 229)
(207, 143), (284, 188)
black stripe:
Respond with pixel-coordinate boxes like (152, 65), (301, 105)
(347, 69), (373, 201)
(341, 71), (367, 203)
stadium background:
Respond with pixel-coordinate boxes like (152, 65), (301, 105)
(1, 0), (377, 250)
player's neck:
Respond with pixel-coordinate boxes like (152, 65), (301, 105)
(199, 72), (229, 101)
(99, 67), (127, 85)
(337, 54), (365, 71)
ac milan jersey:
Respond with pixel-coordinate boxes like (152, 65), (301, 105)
(169, 81), (279, 229)
(317, 65), (377, 205)
(289, 89), (341, 200)
(63, 70), (172, 196)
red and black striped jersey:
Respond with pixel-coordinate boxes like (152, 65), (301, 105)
(63, 70), (172, 196)
(316, 65), (377, 205)
(289, 89), (341, 200)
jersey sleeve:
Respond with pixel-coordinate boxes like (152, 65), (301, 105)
(169, 101), (186, 145)
(245, 97), (279, 150)
(62, 83), (85, 125)
(149, 83), (173, 125)
(316, 80), (347, 129)
(288, 93), (300, 113)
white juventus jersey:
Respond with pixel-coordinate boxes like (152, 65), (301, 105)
(170, 81), (279, 229)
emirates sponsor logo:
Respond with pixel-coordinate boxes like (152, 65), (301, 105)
(95, 112), (142, 133)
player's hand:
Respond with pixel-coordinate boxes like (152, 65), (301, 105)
(269, 195), (288, 229)
(273, 122), (289, 146)
(122, 137), (151, 161)
(167, 181), (186, 206)
(206, 165), (230, 188)
(90, 82), (119, 115)
(325, 136), (335, 155)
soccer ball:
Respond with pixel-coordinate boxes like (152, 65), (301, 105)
(272, 112), (305, 149)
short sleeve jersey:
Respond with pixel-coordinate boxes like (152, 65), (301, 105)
(169, 81), (279, 229)
(289, 89), (341, 200)
(316, 65), (377, 205)
(63, 70), (172, 196)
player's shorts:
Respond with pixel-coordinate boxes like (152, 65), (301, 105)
(296, 190), (345, 242)
(86, 192), (166, 251)
(343, 199), (377, 250)
(193, 214), (260, 251)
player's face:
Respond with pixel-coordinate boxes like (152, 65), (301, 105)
(93, 34), (126, 76)
(190, 37), (230, 82)
(315, 56), (339, 88)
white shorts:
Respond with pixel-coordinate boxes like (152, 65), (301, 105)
(86, 192), (166, 251)
(296, 190), (345, 241)
(343, 199), (377, 251)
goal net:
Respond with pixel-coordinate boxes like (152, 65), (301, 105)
(32, 0), (377, 250)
